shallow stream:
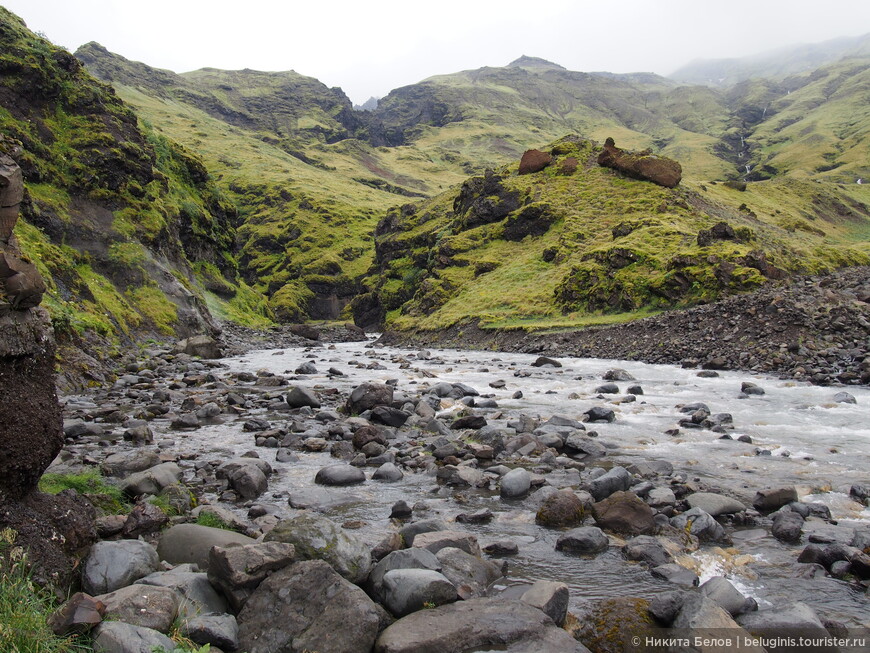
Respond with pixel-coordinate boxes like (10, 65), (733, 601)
(155, 337), (870, 625)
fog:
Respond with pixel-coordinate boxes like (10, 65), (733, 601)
(3, 0), (869, 104)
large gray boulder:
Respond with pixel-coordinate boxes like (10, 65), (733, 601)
(91, 622), (175, 653)
(374, 597), (588, 653)
(412, 530), (481, 557)
(94, 584), (181, 634)
(670, 507), (729, 543)
(700, 576), (755, 617)
(173, 334), (223, 359)
(315, 463), (366, 486)
(216, 458), (272, 500)
(737, 602), (832, 648)
(674, 595), (763, 651)
(265, 512), (372, 584)
(435, 547), (503, 598)
(207, 541), (296, 612)
(520, 581), (569, 626)
(368, 547), (443, 603)
(238, 560), (384, 653)
(588, 466), (631, 501)
(180, 613), (240, 651)
(382, 568), (458, 617)
(135, 568), (227, 620)
(82, 540), (159, 595)
(157, 523), (256, 571)
(347, 381), (394, 413)
(555, 526), (609, 555)
(101, 450), (161, 477)
(687, 492), (746, 517)
(286, 385), (321, 408)
(500, 468), (531, 498)
(120, 462), (182, 497)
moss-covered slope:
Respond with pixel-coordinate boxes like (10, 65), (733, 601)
(0, 7), (268, 375)
(360, 136), (870, 331)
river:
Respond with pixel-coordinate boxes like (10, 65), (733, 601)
(161, 336), (870, 626)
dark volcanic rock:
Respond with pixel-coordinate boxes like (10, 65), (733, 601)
(0, 308), (63, 501)
(536, 490), (588, 527)
(598, 137), (682, 187)
(592, 491), (655, 535)
(237, 560), (383, 653)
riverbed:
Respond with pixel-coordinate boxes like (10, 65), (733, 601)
(136, 336), (870, 626)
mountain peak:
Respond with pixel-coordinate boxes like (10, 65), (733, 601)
(506, 55), (565, 71)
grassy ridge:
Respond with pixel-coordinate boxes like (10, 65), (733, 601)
(364, 136), (870, 331)
(0, 7), (272, 368)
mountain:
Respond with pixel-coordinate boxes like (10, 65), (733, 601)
(357, 136), (870, 331)
(73, 40), (870, 329)
(2, 11), (866, 342)
(0, 7), (268, 385)
(671, 33), (870, 86)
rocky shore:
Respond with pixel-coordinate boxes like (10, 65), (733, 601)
(29, 334), (870, 652)
(379, 266), (870, 387)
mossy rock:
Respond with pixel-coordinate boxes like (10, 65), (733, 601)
(571, 597), (656, 653)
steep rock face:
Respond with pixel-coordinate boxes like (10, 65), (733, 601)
(597, 138), (682, 187)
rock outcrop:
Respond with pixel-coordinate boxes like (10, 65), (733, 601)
(597, 137), (682, 187)
(0, 151), (94, 588)
(518, 149), (552, 175)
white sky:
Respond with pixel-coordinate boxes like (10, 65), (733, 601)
(3, 0), (869, 104)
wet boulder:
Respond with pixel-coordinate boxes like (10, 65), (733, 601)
(500, 467), (531, 498)
(771, 508), (804, 543)
(588, 465), (631, 501)
(536, 489), (589, 528)
(237, 560), (383, 653)
(216, 458), (271, 500)
(520, 581), (569, 626)
(670, 507), (729, 543)
(686, 492), (746, 517)
(374, 597), (585, 653)
(592, 491), (655, 535)
(435, 546), (503, 598)
(265, 512), (372, 584)
(555, 526), (609, 555)
(316, 463), (366, 486)
(753, 486), (798, 512)
(382, 569), (458, 617)
(286, 385), (321, 408)
(347, 381), (394, 413)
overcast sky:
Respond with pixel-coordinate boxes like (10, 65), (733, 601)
(3, 0), (869, 104)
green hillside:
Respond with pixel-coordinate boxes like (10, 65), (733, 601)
(360, 136), (870, 331)
(0, 7), (269, 378)
(3, 8), (867, 340)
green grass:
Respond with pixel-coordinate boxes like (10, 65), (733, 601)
(0, 529), (91, 652)
(194, 511), (232, 530)
(38, 470), (129, 515)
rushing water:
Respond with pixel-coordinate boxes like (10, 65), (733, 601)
(162, 336), (870, 625)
